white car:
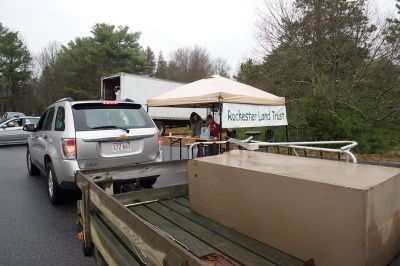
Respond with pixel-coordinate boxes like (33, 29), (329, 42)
(0, 116), (39, 145)
(3, 111), (25, 119)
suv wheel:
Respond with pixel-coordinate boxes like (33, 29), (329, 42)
(140, 176), (158, 188)
(47, 161), (63, 205)
(27, 149), (40, 175)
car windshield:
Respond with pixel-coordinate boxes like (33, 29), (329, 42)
(5, 112), (25, 118)
(25, 118), (39, 125)
(0, 118), (17, 127)
(0, 117), (39, 127)
(72, 103), (154, 131)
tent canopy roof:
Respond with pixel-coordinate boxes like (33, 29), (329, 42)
(147, 75), (285, 108)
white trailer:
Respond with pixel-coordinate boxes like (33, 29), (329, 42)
(100, 73), (208, 133)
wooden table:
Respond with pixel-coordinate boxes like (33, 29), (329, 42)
(165, 135), (215, 160)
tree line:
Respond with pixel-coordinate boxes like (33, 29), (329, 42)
(236, 0), (400, 153)
(0, 0), (399, 153)
(0, 23), (230, 115)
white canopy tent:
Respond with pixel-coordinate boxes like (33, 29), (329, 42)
(147, 75), (285, 108)
(147, 75), (288, 139)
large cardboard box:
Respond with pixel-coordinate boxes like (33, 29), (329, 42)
(188, 150), (400, 266)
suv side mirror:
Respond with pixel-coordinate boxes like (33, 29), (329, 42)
(23, 124), (37, 132)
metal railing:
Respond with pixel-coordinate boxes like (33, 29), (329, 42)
(188, 138), (358, 163)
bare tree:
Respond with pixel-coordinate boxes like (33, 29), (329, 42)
(36, 42), (61, 74)
(164, 46), (232, 82)
(166, 46), (214, 82)
(245, 0), (400, 150)
(254, 0), (296, 56)
(212, 57), (231, 78)
(33, 41), (65, 112)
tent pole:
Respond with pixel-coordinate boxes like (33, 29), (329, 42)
(219, 102), (222, 141)
(285, 125), (289, 142)
(285, 125), (290, 155)
(146, 105), (149, 112)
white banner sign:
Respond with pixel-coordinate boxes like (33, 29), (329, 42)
(222, 103), (288, 128)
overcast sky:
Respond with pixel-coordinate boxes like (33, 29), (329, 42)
(0, 0), (397, 73)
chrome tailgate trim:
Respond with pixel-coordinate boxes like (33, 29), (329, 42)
(82, 133), (155, 142)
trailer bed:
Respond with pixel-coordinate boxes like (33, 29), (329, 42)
(129, 195), (304, 266)
(85, 186), (305, 265)
(76, 159), (400, 266)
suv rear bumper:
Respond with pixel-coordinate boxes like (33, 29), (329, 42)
(52, 150), (162, 190)
(52, 158), (80, 189)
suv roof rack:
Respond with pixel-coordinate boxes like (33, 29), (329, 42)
(56, 97), (74, 103)
(124, 98), (135, 102)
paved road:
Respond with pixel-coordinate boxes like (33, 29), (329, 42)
(0, 144), (185, 266)
(0, 145), (94, 265)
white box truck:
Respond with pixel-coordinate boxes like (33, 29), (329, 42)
(100, 72), (209, 134)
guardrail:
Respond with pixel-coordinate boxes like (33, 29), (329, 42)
(188, 138), (358, 163)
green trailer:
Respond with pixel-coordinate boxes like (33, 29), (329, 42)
(75, 159), (312, 266)
(76, 159), (400, 266)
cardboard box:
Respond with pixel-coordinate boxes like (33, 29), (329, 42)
(188, 150), (400, 266)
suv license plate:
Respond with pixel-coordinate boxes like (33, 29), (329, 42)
(112, 142), (131, 152)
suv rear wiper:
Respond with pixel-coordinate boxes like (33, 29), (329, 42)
(90, 125), (130, 133)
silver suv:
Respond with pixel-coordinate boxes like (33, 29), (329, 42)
(25, 98), (163, 204)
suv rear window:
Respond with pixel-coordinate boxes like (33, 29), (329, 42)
(72, 103), (154, 132)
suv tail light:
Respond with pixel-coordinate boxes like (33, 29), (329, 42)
(61, 139), (76, 160)
(158, 135), (163, 150)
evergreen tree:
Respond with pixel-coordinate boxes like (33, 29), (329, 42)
(0, 23), (32, 111)
(143, 46), (156, 77)
(236, 59), (263, 87)
(155, 51), (167, 79)
(60, 23), (147, 99)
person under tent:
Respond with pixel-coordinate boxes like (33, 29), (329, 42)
(189, 112), (202, 137)
(204, 115), (220, 156)
(206, 115), (220, 140)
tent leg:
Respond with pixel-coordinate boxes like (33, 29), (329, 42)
(219, 102), (222, 141)
(285, 125), (290, 155)
(285, 125), (289, 142)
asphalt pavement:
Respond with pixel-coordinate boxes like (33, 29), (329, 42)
(0, 144), (185, 266)
(0, 145), (94, 265)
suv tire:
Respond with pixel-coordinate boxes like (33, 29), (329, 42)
(27, 149), (40, 175)
(140, 176), (158, 188)
(47, 161), (63, 205)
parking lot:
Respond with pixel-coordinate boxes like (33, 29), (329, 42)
(0, 144), (185, 265)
